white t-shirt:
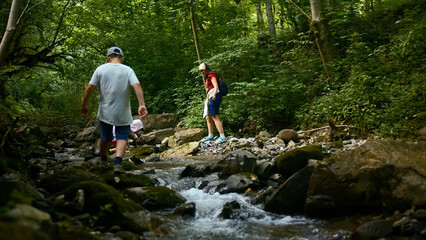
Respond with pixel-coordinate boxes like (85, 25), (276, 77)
(89, 63), (140, 126)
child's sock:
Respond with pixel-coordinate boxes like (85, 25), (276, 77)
(220, 133), (226, 138)
(209, 133), (214, 138)
(101, 155), (107, 162)
(114, 157), (123, 165)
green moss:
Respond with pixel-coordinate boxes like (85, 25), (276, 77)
(122, 161), (138, 171)
(102, 173), (154, 189)
(275, 144), (324, 178)
(131, 146), (156, 158)
(62, 181), (142, 214)
(40, 169), (104, 194)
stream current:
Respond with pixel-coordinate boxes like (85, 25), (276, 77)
(132, 156), (353, 240)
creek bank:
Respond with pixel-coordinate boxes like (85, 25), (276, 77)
(0, 114), (425, 239)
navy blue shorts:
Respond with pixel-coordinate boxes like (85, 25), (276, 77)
(208, 93), (222, 116)
(99, 121), (130, 142)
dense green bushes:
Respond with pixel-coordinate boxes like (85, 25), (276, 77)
(1, 0), (424, 139)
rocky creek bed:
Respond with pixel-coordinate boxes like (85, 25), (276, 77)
(1, 114), (425, 240)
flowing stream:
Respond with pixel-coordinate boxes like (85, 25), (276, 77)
(133, 157), (353, 240)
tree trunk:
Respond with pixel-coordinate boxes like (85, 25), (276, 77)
(310, 0), (333, 65)
(189, 0), (201, 61)
(256, 4), (265, 32)
(264, 0), (276, 36)
(0, 0), (21, 67)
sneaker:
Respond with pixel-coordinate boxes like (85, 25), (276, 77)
(215, 136), (227, 143)
(113, 164), (124, 174)
(200, 136), (214, 142)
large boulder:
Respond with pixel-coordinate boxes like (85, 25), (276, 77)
(140, 128), (176, 145)
(265, 166), (314, 214)
(168, 128), (205, 148)
(274, 145), (324, 178)
(307, 139), (426, 213)
(276, 129), (299, 143)
(139, 114), (178, 133)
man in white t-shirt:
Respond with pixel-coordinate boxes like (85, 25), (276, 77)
(81, 47), (148, 173)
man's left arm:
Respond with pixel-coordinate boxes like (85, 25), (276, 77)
(132, 83), (148, 117)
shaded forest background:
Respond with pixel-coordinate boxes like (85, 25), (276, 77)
(0, 0), (425, 138)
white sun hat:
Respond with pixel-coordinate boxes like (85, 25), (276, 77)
(130, 119), (144, 132)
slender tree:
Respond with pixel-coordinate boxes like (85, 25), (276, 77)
(256, 3), (266, 32)
(189, 0), (202, 61)
(310, 0), (333, 64)
(0, 0), (20, 67)
(265, 0), (276, 36)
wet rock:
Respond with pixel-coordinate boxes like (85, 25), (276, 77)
(276, 129), (299, 143)
(124, 186), (186, 210)
(219, 201), (241, 219)
(401, 221), (426, 236)
(180, 165), (211, 178)
(274, 145), (323, 178)
(173, 202), (196, 218)
(304, 195), (337, 218)
(168, 128), (205, 147)
(217, 173), (258, 194)
(250, 186), (275, 205)
(254, 159), (272, 179)
(265, 166), (314, 214)
(354, 219), (393, 239)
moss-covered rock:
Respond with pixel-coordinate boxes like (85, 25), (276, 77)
(124, 186), (186, 210)
(39, 169), (104, 194)
(275, 145), (324, 178)
(101, 173), (154, 190)
(61, 181), (158, 233)
(130, 145), (156, 158)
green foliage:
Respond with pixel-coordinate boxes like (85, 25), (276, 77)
(296, 5), (426, 137)
(1, 0), (424, 138)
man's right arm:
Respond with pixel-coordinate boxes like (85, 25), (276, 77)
(81, 84), (96, 116)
